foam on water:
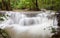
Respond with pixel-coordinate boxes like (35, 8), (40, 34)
(0, 11), (58, 26)
(5, 11), (27, 24)
(0, 11), (58, 38)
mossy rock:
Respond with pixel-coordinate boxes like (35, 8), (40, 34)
(0, 29), (10, 38)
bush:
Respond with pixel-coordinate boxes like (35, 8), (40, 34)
(0, 0), (60, 11)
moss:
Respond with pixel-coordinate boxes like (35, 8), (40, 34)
(0, 18), (4, 21)
(51, 27), (56, 33)
(0, 29), (10, 38)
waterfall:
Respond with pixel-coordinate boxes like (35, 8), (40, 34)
(19, 17), (41, 25)
(5, 11), (27, 24)
(0, 11), (58, 26)
(19, 12), (55, 26)
(0, 11), (58, 38)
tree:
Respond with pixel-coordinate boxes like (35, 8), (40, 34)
(7, 0), (12, 11)
(1, 0), (6, 10)
(35, 0), (40, 10)
(29, 0), (40, 11)
(1, 0), (12, 11)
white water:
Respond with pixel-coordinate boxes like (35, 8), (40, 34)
(5, 11), (27, 24)
(0, 11), (58, 26)
(0, 11), (58, 38)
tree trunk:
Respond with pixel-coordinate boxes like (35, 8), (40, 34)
(1, 0), (6, 10)
(1, 0), (12, 11)
(31, 0), (40, 11)
(6, 0), (12, 11)
(35, 0), (40, 11)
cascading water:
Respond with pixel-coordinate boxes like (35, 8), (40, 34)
(19, 17), (42, 25)
(5, 11), (27, 24)
(19, 12), (57, 26)
(0, 11), (58, 26)
(0, 11), (58, 38)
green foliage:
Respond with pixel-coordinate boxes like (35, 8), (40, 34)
(10, 0), (60, 11)
(38, 0), (60, 11)
(51, 28), (56, 33)
(0, 0), (60, 11)
(0, 13), (8, 21)
(0, 18), (4, 21)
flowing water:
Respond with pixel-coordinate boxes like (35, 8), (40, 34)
(0, 11), (58, 38)
(0, 11), (58, 26)
(1, 12), (56, 26)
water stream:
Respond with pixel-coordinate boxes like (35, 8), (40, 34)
(0, 11), (58, 26)
(0, 11), (58, 38)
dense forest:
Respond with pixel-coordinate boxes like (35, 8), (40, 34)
(0, 0), (60, 11)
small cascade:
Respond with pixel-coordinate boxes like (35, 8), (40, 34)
(19, 17), (42, 25)
(5, 11), (27, 24)
(0, 11), (59, 38)
(0, 11), (58, 26)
